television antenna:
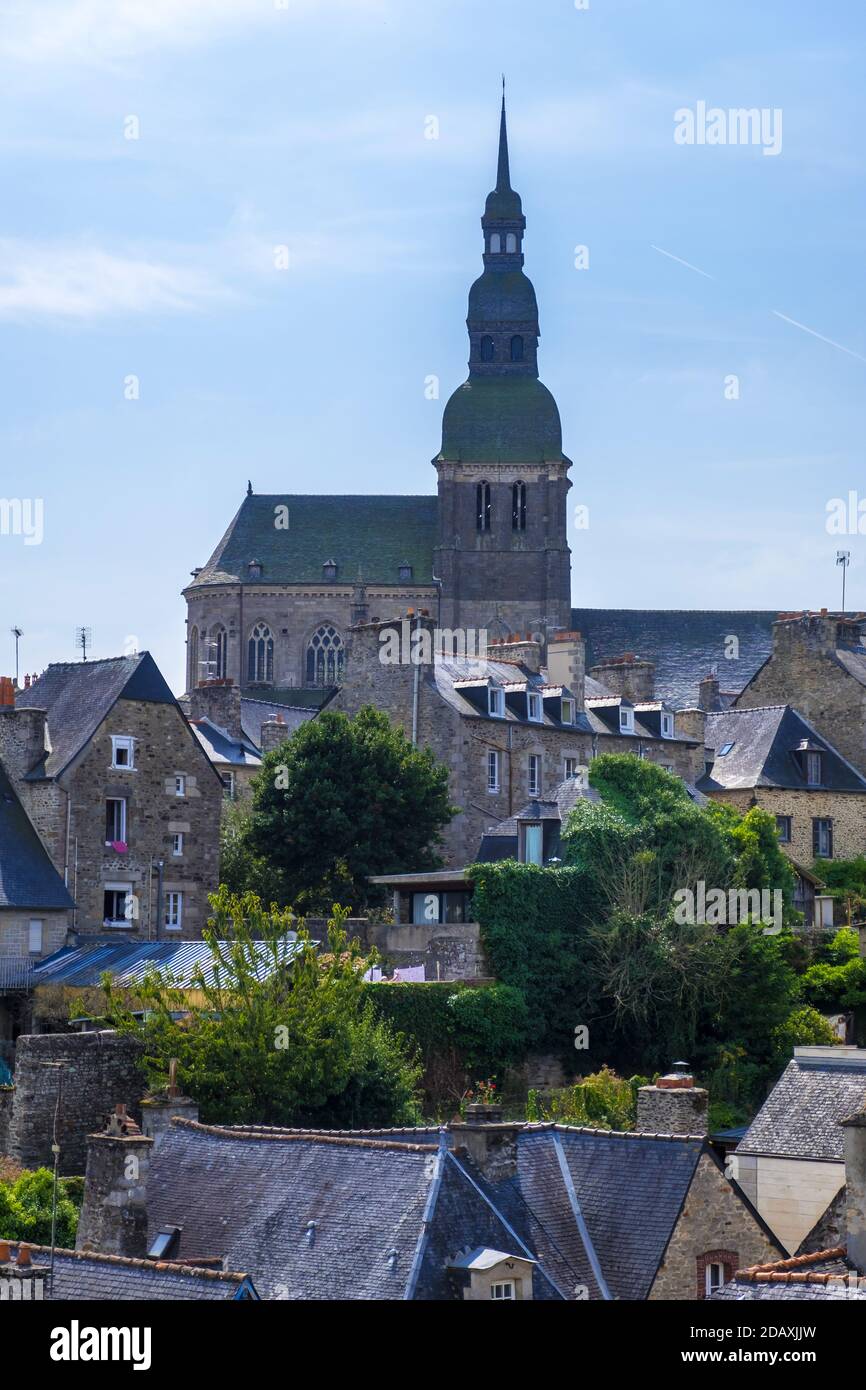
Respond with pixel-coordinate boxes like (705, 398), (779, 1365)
(10, 626), (22, 685)
(74, 627), (92, 662)
(836, 551), (851, 613)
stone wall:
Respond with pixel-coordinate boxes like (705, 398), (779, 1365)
(705, 786), (866, 865)
(636, 1083), (709, 1136)
(648, 1151), (783, 1299)
(3, 1030), (145, 1175)
(0, 910), (69, 960)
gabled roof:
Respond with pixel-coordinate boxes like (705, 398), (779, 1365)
(0, 762), (73, 911)
(10, 1243), (257, 1300)
(187, 494), (438, 589)
(574, 608), (777, 709)
(16, 653), (178, 781)
(190, 717), (262, 769)
(476, 777), (600, 862)
(433, 658), (591, 732)
(737, 1050), (866, 1161)
(239, 696), (318, 751)
(699, 706), (866, 794)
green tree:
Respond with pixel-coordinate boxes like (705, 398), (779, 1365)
(102, 888), (422, 1128)
(0, 1169), (80, 1248)
(235, 707), (456, 911)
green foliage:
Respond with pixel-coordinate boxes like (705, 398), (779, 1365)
(0, 1169), (80, 1248)
(813, 856), (866, 915)
(100, 888), (422, 1129)
(525, 1068), (648, 1130)
(365, 980), (531, 1082)
(234, 706), (456, 911)
(799, 935), (866, 1012)
(772, 1005), (841, 1058)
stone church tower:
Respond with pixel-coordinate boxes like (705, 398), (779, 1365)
(433, 94), (572, 639)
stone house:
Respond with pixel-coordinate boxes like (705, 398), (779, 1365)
(72, 1089), (781, 1300)
(0, 653), (223, 942)
(731, 1045), (866, 1255)
(734, 610), (866, 779)
(333, 616), (704, 866)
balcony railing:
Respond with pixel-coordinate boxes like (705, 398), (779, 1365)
(0, 957), (35, 991)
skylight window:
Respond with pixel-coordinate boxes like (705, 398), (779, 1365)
(147, 1227), (181, 1261)
(718, 742), (735, 757)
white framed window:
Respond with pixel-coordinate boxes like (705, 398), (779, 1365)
(488, 685), (505, 718)
(28, 919), (44, 955)
(619, 707), (634, 733)
(172, 832), (184, 858)
(221, 772), (236, 800)
(105, 797), (127, 846)
(561, 697), (575, 725)
(528, 754), (541, 798)
(487, 751), (500, 793)
(564, 757), (580, 780)
(165, 892), (183, 931)
(705, 1262), (725, 1296)
(110, 735), (135, 770)
(526, 692), (542, 723)
(661, 712), (674, 738)
(174, 774), (186, 798)
(491, 1281), (515, 1300)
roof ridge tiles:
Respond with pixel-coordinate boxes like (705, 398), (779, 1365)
(551, 1123), (706, 1142)
(11, 1242), (246, 1282)
(171, 1117), (440, 1152)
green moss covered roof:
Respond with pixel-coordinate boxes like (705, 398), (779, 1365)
(438, 376), (565, 464)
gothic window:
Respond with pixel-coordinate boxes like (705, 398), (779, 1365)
(490, 233), (501, 253)
(506, 232), (518, 253)
(512, 480), (526, 531)
(480, 335), (496, 362)
(306, 625), (344, 686)
(510, 334), (524, 362)
(247, 623), (274, 684)
(476, 481), (491, 533)
(212, 624), (228, 679)
(188, 626), (199, 688)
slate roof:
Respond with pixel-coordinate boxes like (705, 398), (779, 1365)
(573, 608), (777, 709)
(188, 494), (438, 589)
(142, 1118), (767, 1301)
(15, 653), (178, 781)
(0, 761), (73, 910)
(239, 696), (319, 751)
(476, 777), (600, 862)
(33, 934), (306, 989)
(711, 1248), (866, 1301)
(699, 705), (866, 794)
(190, 717), (261, 769)
(9, 1243), (257, 1300)
(737, 1051), (866, 1161)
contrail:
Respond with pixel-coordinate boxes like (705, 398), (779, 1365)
(772, 310), (866, 364)
(650, 244), (714, 279)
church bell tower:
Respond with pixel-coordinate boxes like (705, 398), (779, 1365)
(433, 90), (572, 642)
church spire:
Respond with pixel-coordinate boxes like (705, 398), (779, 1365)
(496, 79), (511, 193)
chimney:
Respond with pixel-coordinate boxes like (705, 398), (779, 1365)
(841, 1107), (866, 1274)
(260, 711), (289, 756)
(187, 678), (243, 740)
(636, 1062), (709, 1136)
(0, 677), (14, 708)
(449, 1105), (521, 1183)
(490, 635), (542, 674)
(140, 1059), (199, 1149)
(0, 1243), (46, 1301)
(546, 631), (586, 707)
(0, 703), (49, 786)
(75, 1104), (153, 1258)
(698, 673), (721, 712)
(589, 653), (655, 704)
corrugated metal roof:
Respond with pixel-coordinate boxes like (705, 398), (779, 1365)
(33, 934), (306, 988)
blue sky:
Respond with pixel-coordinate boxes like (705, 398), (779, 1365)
(1, 0), (865, 693)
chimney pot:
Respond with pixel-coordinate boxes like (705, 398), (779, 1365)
(16, 1244), (31, 1268)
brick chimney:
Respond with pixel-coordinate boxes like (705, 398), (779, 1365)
(589, 653), (655, 703)
(187, 678), (243, 740)
(841, 1107), (866, 1274)
(75, 1104), (153, 1258)
(636, 1063), (709, 1136)
(0, 1242), (45, 1301)
(449, 1106), (522, 1183)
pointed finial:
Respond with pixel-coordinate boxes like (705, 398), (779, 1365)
(496, 79), (511, 191)
(247, 480), (253, 497)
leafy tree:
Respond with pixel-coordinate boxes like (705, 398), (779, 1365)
(0, 1169), (80, 1248)
(233, 707), (456, 911)
(445, 983), (531, 1078)
(101, 888), (422, 1128)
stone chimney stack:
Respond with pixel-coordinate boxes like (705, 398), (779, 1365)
(0, 1242), (45, 1301)
(140, 1060), (199, 1150)
(488, 635), (542, 673)
(260, 711), (289, 756)
(841, 1107), (866, 1274)
(698, 673), (722, 712)
(75, 1104), (153, 1259)
(187, 678), (243, 739)
(636, 1063), (709, 1136)
(589, 653), (655, 704)
(0, 703), (48, 788)
(546, 632), (586, 708)
(449, 1104), (521, 1183)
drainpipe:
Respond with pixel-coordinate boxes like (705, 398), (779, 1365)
(155, 859), (165, 942)
(411, 614), (421, 747)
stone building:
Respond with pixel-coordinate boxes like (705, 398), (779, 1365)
(182, 97), (571, 707)
(698, 704), (866, 869)
(332, 614), (703, 866)
(0, 653), (223, 942)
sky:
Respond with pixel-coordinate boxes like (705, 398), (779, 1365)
(1, 0), (865, 694)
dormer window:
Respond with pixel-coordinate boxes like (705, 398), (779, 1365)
(619, 707), (634, 733)
(805, 751), (822, 785)
(526, 691), (542, 723)
(561, 697), (575, 725)
(398, 562), (413, 582)
(248, 559), (263, 579)
(488, 685), (505, 718)
(322, 559), (338, 581)
(661, 712), (674, 738)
